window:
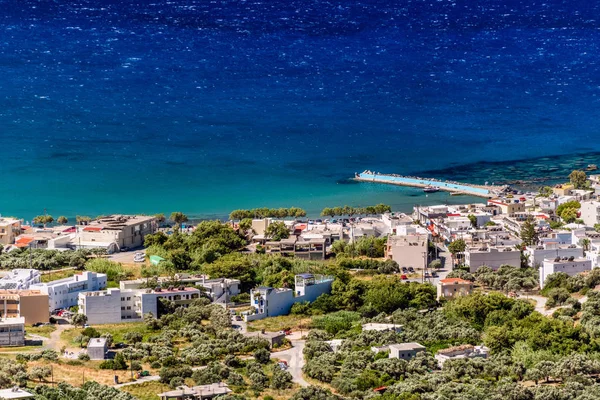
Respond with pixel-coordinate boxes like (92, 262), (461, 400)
(121, 307), (125, 311)
(127, 306), (131, 310)
(121, 297), (125, 301)
(126, 297), (131, 301)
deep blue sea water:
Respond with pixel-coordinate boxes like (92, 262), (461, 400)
(2, 0), (600, 220)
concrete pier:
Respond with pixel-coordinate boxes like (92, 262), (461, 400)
(354, 171), (508, 198)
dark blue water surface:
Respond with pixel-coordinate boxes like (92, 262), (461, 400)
(2, 0), (600, 219)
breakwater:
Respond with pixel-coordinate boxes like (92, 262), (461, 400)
(354, 171), (508, 198)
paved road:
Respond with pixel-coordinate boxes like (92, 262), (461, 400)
(272, 339), (308, 387)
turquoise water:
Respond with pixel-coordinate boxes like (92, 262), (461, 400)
(2, 0), (600, 220)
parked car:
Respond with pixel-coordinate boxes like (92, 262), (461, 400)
(431, 272), (438, 278)
(235, 315), (242, 321)
(401, 267), (408, 273)
(408, 267), (415, 273)
(401, 275), (408, 280)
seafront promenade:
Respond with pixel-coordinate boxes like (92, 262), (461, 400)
(354, 171), (508, 198)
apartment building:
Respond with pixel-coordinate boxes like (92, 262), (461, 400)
(31, 271), (107, 312)
(580, 201), (600, 227)
(0, 269), (41, 290)
(0, 290), (49, 324)
(525, 243), (583, 268)
(78, 286), (201, 324)
(246, 274), (333, 321)
(487, 198), (526, 216)
(464, 246), (521, 272)
(385, 234), (428, 269)
(264, 238), (326, 260)
(0, 218), (21, 245)
(74, 215), (158, 253)
(540, 257), (592, 289)
(437, 278), (473, 300)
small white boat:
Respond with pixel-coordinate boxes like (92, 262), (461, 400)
(423, 186), (440, 193)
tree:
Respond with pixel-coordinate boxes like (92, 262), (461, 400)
(520, 216), (538, 246)
(569, 170), (588, 189)
(254, 348), (271, 364)
(123, 331), (143, 344)
(113, 352), (128, 370)
(33, 215), (54, 227)
(448, 239), (466, 266)
(321, 208), (336, 218)
(29, 366), (51, 382)
(467, 214), (477, 228)
(271, 368), (293, 389)
(265, 221), (289, 241)
(538, 186), (553, 197)
(76, 215), (91, 225)
(154, 213), (166, 224)
(170, 212), (189, 226)
(429, 260), (442, 270)
(57, 216), (68, 225)
(72, 313), (88, 327)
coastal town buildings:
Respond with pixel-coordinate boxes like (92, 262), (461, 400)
(464, 246), (521, 272)
(540, 258), (592, 288)
(0, 218), (21, 245)
(0, 317), (25, 347)
(579, 201), (600, 227)
(0, 290), (49, 324)
(78, 286), (201, 324)
(524, 243), (583, 268)
(437, 278), (473, 300)
(389, 343), (426, 360)
(553, 184), (574, 197)
(31, 271), (107, 312)
(435, 345), (489, 367)
(119, 275), (240, 304)
(264, 238), (326, 260)
(73, 215), (158, 253)
(246, 274), (333, 321)
(385, 234), (428, 270)
(487, 198), (525, 216)
(0, 269), (41, 290)
(158, 383), (231, 400)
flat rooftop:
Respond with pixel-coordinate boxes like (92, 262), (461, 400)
(0, 388), (35, 399)
(390, 342), (426, 351)
(87, 338), (107, 348)
(84, 215), (155, 231)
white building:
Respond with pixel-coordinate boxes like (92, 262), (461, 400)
(381, 213), (414, 235)
(246, 274), (333, 321)
(385, 234), (428, 270)
(540, 258), (592, 289)
(580, 201), (600, 227)
(31, 271), (107, 312)
(362, 323), (403, 333)
(0, 269), (41, 290)
(464, 246), (521, 272)
(435, 344), (489, 367)
(78, 287), (201, 324)
(0, 317), (25, 347)
(525, 244), (583, 268)
(389, 343), (426, 360)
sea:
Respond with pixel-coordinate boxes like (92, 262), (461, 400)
(2, 0), (600, 221)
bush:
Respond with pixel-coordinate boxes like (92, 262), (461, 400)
(312, 311), (361, 335)
(99, 360), (115, 369)
(151, 361), (161, 369)
(78, 353), (90, 361)
(253, 348), (271, 364)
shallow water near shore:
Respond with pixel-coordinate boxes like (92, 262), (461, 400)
(2, 0), (600, 219)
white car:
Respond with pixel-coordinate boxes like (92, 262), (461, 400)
(133, 252), (145, 263)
